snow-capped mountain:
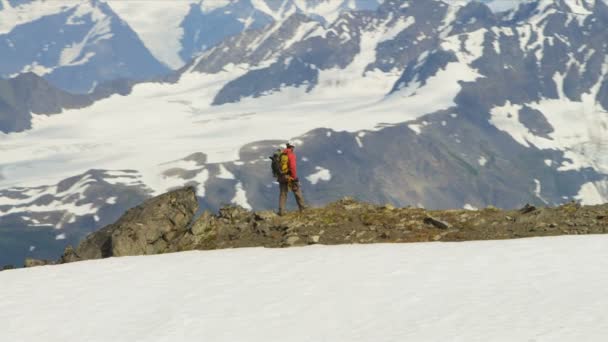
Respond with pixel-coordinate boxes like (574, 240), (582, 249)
(0, 0), (169, 93)
(105, 0), (385, 69)
(0, 0), (386, 93)
(1, 0), (608, 266)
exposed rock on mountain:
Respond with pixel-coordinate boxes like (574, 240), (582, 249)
(61, 187), (197, 262)
(0, 73), (90, 133)
(0, 73), (141, 133)
(51, 187), (607, 266)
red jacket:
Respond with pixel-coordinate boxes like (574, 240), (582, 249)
(283, 148), (298, 179)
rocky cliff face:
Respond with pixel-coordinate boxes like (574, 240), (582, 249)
(11, 186), (600, 267)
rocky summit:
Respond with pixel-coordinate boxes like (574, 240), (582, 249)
(13, 186), (606, 268)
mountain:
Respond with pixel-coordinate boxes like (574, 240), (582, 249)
(0, 0), (170, 93)
(1, 0), (608, 267)
(105, 0), (385, 69)
(0, 73), (91, 133)
(0, 0), (386, 93)
(0, 72), (137, 133)
(0, 170), (151, 266)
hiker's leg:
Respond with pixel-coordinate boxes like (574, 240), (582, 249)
(278, 182), (288, 215)
(292, 184), (307, 211)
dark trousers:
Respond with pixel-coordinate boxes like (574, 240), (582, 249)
(279, 181), (306, 214)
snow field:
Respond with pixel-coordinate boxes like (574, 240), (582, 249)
(2, 235), (608, 341)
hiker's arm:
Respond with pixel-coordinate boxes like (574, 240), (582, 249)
(289, 153), (297, 179)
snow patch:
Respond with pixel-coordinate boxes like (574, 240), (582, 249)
(200, 0), (231, 13)
(534, 179), (548, 204)
(463, 204), (478, 211)
(306, 167), (331, 185)
(231, 182), (252, 210)
(409, 124), (422, 135)
(576, 180), (608, 205)
(194, 169), (210, 198)
(489, 101), (529, 147)
(217, 164), (235, 180)
(355, 136), (363, 148)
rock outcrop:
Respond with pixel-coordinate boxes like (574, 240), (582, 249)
(61, 187), (198, 263)
(23, 258), (54, 268)
(55, 189), (608, 266)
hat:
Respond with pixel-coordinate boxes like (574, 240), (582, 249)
(286, 141), (295, 148)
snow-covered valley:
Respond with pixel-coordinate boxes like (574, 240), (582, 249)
(2, 235), (608, 341)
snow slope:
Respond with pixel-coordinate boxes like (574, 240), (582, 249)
(2, 235), (608, 341)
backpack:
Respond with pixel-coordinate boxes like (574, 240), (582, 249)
(270, 149), (291, 179)
(270, 149), (284, 178)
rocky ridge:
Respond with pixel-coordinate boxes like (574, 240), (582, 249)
(10, 186), (607, 268)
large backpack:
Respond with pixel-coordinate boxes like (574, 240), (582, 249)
(269, 149), (290, 179)
(270, 149), (284, 178)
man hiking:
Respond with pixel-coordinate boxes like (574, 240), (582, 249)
(271, 141), (307, 216)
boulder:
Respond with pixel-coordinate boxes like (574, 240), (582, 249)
(423, 216), (451, 230)
(284, 235), (301, 246)
(61, 187), (198, 262)
(191, 211), (214, 236)
(60, 245), (80, 263)
(382, 203), (396, 211)
(218, 206), (251, 221)
(254, 210), (277, 221)
(308, 235), (320, 244)
(24, 258), (53, 268)
(519, 204), (537, 214)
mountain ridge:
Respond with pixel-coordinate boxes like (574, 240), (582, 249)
(7, 186), (607, 269)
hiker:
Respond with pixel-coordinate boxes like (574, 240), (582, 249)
(270, 141), (307, 216)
